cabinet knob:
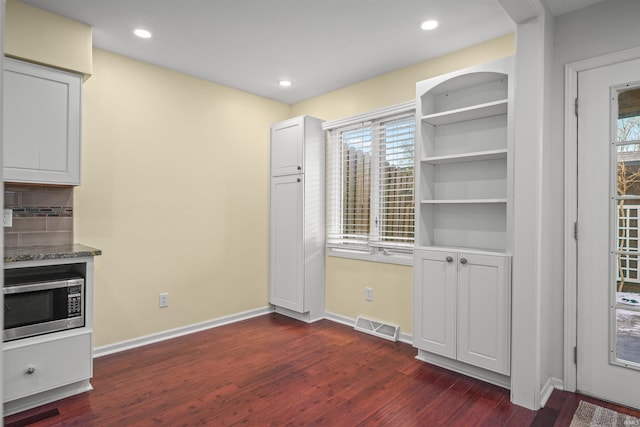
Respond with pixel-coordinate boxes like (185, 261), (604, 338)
(460, 258), (467, 265)
(25, 365), (36, 375)
(297, 178), (301, 183)
(446, 256), (453, 263)
(297, 165), (302, 170)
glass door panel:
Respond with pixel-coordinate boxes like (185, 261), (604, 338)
(614, 86), (640, 368)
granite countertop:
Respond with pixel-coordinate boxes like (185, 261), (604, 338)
(4, 243), (102, 263)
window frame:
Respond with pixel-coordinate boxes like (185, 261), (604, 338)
(323, 101), (415, 266)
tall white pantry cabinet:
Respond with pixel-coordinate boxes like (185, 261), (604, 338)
(413, 57), (514, 388)
(269, 116), (325, 322)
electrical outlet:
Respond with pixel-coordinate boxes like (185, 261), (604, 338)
(159, 293), (169, 308)
(365, 287), (373, 301)
(3, 209), (12, 227)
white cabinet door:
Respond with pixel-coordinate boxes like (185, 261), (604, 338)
(413, 248), (457, 358)
(271, 117), (304, 176)
(270, 174), (305, 312)
(3, 58), (81, 185)
(414, 248), (510, 375)
(457, 253), (510, 375)
(3, 332), (92, 402)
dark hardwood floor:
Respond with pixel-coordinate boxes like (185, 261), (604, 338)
(5, 313), (640, 426)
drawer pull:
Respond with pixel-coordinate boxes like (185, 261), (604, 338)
(25, 365), (36, 375)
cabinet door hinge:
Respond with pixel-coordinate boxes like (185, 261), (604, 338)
(575, 97), (579, 117)
(574, 222), (578, 241)
(574, 346), (578, 364)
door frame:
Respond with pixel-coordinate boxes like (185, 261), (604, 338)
(564, 46), (640, 392)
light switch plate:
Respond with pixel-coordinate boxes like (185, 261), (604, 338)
(3, 209), (12, 227)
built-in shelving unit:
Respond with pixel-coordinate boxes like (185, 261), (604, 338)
(413, 57), (514, 387)
(415, 57), (514, 253)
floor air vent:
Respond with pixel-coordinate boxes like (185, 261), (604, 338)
(354, 316), (399, 342)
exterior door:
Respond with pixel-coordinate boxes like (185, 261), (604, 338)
(270, 174), (304, 312)
(577, 57), (640, 410)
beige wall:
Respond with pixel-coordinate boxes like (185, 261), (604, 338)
(292, 34), (515, 334)
(5, 0), (515, 345)
(76, 49), (291, 346)
(5, 0), (92, 76)
(291, 34), (515, 121)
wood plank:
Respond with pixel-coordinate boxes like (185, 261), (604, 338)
(5, 314), (640, 426)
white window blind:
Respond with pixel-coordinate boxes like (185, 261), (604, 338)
(325, 102), (415, 260)
(374, 114), (415, 248)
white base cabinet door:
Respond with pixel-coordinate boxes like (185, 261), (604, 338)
(456, 252), (510, 374)
(414, 248), (511, 375)
(413, 249), (457, 358)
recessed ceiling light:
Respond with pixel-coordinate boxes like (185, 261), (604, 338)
(278, 80), (293, 87)
(420, 20), (439, 31)
(134, 28), (152, 39)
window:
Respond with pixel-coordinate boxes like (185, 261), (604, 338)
(324, 102), (415, 265)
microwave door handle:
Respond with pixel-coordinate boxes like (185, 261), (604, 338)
(3, 280), (71, 294)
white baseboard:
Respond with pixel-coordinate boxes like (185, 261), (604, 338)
(274, 305), (324, 323)
(94, 307), (413, 358)
(4, 380), (93, 416)
(540, 376), (564, 408)
(93, 306), (274, 358)
(323, 310), (355, 327)
(416, 349), (511, 389)
(323, 311), (413, 344)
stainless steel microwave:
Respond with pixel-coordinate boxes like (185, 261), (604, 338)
(3, 273), (85, 342)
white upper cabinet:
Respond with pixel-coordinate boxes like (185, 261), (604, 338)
(271, 118), (304, 176)
(3, 58), (82, 185)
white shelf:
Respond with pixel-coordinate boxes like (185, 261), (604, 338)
(422, 99), (508, 126)
(420, 199), (507, 205)
(422, 149), (507, 165)
(415, 245), (510, 257)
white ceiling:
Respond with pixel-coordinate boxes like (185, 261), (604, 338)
(546, 0), (606, 16)
(19, 0), (605, 104)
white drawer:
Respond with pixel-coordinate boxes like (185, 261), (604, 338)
(3, 333), (91, 402)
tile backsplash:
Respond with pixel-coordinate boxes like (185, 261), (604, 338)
(4, 184), (73, 247)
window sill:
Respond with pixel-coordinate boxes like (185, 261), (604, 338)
(327, 247), (413, 266)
